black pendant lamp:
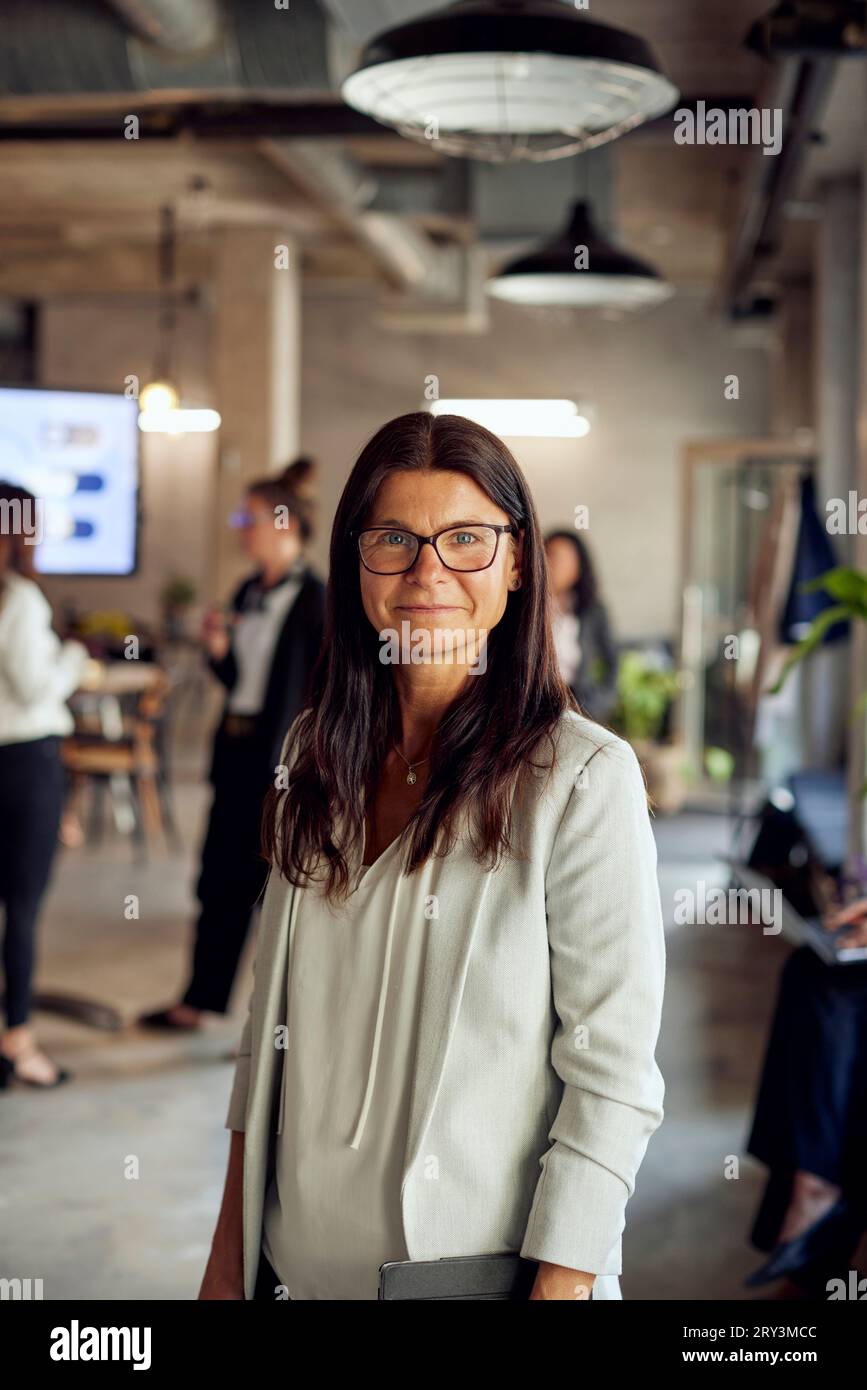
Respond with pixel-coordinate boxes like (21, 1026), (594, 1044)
(486, 200), (673, 309)
(341, 0), (680, 163)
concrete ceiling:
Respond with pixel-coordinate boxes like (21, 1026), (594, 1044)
(0, 0), (847, 303)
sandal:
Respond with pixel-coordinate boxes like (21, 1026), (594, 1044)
(0, 1046), (72, 1090)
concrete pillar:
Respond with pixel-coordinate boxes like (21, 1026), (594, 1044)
(212, 226), (301, 595)
(809, 180), (859, 773)
(770, 281), (815, 437)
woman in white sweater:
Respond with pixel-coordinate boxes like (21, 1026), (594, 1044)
(0, 482), (89, 1090)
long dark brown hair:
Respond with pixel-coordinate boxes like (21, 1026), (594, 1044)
(263, 411), (592, 905)
(544, 529), (601, 615)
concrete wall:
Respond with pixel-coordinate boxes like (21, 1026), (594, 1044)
(299, 289), (771, 641)
(38, 299), (218, 629)
(35, 286), (771, 642)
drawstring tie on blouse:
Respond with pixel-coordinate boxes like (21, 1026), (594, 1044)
(348, 860), (403, 1151)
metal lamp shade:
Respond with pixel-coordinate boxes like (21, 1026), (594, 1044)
(486, 200), (674, 308)
(341, 0), (680, 163)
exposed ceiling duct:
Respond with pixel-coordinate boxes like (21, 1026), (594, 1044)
(721, 42), (838, 316)
(745, 0), (867, 56)
(260, 139), (488, 331)
(0, 0), (330, 98)
(104, 0), (222, 53)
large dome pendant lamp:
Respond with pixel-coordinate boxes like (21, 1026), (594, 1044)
(487, 199), (674, 310)
(340, 0), (679, 164)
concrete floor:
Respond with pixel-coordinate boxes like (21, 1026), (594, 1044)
(2, 732), (863, 1300)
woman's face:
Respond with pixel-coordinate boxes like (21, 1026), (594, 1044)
(236, 492), (300, 569)
(358, 469), (522, 667)
(545, 537), (581, 595)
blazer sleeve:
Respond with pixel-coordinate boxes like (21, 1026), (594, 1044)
(208, 580), (249, 690)
(225, 998), (254, 1132)
(519, 735), (666, 1275)
(224, 712), (306, 1132)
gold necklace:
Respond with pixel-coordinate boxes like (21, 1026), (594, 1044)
(393, 743), (430, 786)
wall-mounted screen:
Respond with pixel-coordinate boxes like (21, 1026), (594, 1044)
(0, 385), (140, 576)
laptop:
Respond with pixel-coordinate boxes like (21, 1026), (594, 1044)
(726, 860), (867, 964)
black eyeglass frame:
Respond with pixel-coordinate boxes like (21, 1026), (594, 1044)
(352, 522), (518, 575)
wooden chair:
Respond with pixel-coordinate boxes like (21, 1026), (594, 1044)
(62, 668), (175, 858)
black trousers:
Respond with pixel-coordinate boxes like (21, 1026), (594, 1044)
(0, 736), (64, 1028)
(746, 945), (867, 1246)
(181, 728), (272, 1014)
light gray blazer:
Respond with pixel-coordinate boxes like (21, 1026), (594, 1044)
(225, 709), (666, 1301)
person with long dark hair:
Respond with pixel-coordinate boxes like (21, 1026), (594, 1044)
(140, 459), (325, 1031)
(200, 414), (665, 1301)
(0, 482), (90, 1089)
(544, 530), (618, 724)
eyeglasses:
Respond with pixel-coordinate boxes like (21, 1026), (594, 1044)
(354, 523), (516, 575)
(229, 509), (270, 530)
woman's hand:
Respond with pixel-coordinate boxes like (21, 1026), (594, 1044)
(201, 605), (231, 662)
(822, 897), (867, 949)
(77, 656), (105, 692)
(198, 1252), (244, 1301)
(529, 1260), (595, 1300)
(199, 1130), (245, 1299)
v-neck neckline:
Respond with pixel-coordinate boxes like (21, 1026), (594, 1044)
(356, 819), (403, 885)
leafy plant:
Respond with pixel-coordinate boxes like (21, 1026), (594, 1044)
(161, 576), (197, 610)
(704, 746), (735, 783)
(769, 565), (860, 695)
(611, 650), (681, 743)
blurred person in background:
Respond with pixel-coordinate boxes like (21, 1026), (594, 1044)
(744, 899), (867, 1293)
(140, 458), (325, 1032)
(0, 481), (92, 1090)
(544, 531), (618, 724)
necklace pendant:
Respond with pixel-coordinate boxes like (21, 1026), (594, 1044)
(406, 769), (417, 785)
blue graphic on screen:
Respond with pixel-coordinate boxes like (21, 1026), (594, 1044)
(0, 388), (139, 575)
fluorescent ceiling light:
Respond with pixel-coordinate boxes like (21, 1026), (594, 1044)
(487, 199), (673, 309)
(138, 408), (222, 435)
(429, 398), (591, 437)
(341, 0), (679, 163)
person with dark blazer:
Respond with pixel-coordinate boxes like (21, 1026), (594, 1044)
(544, 531), (618, 724)
(140, 459), (325, 1031)
(743, 898), (867, 1294)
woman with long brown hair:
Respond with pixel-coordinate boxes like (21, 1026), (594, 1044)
(0, 482), (89, 1089)
(200, 413), (666, 1301)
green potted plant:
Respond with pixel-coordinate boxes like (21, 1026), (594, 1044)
(160, 576), (197, 641)
(610, 650), (688, 813)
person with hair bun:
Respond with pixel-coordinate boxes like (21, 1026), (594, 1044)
(140, 458), (325, 1031)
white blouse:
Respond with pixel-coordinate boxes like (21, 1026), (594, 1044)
(227, 569), (304, 716)
(261, 828), (431, 1299)
(0, 572), (88, 745)
(550, 603), (583, 689)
